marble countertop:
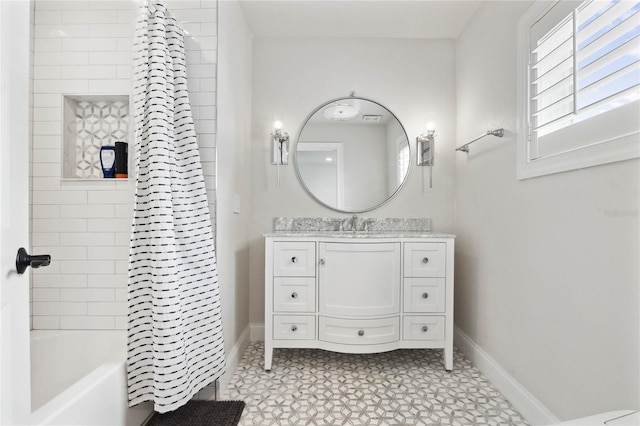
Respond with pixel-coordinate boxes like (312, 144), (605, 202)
(267, 217), (455, 238)
(264, 231), (456, 238)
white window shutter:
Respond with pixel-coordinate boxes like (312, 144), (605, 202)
(528, 0), (640, 160)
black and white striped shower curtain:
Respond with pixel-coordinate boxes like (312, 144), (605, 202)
(127, 0), (225, 413)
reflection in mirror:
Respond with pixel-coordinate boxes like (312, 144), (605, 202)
(295, 97), (410, 212)
(297, 143), (344, 208)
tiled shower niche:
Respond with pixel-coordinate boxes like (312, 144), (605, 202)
(62, 95), (130, 179)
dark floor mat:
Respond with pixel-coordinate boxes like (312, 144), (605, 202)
(146, 400), (245, 426)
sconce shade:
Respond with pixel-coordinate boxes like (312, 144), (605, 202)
(271, 123), (289, 166)
(417, 128), (435, 167)
(417, 129), (435, 189)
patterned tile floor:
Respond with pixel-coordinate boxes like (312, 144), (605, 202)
(222, 342), (528, 425)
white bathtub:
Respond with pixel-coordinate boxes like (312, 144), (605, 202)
(30, 330), (153, 426)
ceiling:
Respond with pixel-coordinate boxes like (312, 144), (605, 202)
(238, 1), (484, 39)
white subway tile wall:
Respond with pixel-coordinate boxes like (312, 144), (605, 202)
(31, 0), (217, 330)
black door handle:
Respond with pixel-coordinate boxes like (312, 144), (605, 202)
(16, 247), (51, 274)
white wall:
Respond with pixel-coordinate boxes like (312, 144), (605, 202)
(216, 0), (253, 385)
(30, 0), (218, 330)
(455, 1), (640, 421)
(249, 37), (457, 326)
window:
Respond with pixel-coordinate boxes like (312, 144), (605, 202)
(517, 0), (640, 179)
(397, 138), (410, 185)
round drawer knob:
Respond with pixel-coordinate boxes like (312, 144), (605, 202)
(291, 292), (298, 299)
(422, 292), (429, 299)
(422, 257), (429, 264)
(291, 256), (297, 263)
(357, 330), (365, 337)
(291, 325), (298, 332)
(319, 258), (325, 265)
(422, 326), (429, 333)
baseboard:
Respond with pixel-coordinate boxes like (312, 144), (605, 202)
(454, 327), (559, 426)
(250, 322), (264, 342)
(216, 326), (251, 398)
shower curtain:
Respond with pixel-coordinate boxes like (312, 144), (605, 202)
(127, 0), (225, 413)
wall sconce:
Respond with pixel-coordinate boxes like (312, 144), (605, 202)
(271, 120), (289, 165)
(416, 122), (435, 188)
(271, 120), (289, 186)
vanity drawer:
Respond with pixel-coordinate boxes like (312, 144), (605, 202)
(273, 277), (315, 312)
(319, 316), (399, 345)
(402, 316), (445, 341)
(403, 278), (445, 313)
(404, 243), (446, 277)
(273, 241), (316, 277)
(273, 315), (316, 340)
(273, 242), (316, 277)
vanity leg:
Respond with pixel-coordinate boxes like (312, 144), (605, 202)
(444, 347), (453, 372)
(265, 342), (273, 372)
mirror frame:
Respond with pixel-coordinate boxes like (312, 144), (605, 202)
(294, 95), (411, 213)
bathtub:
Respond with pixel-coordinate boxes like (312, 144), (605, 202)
(30, 330), (153, 426)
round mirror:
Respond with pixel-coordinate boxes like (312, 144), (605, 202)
(295, 96), (410, 213)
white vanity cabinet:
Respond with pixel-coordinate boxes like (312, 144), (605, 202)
(264, 234), (455, 371)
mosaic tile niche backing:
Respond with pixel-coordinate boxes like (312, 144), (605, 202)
(62, 96), (129, 179)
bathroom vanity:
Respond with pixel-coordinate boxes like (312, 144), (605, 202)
(264, 229), (455, 371)
(263, 96), (455, 371)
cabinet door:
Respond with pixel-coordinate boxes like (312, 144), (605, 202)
(319, 242), (400, 316)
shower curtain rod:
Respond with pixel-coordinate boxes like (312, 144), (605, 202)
(456, 128), (504, 153)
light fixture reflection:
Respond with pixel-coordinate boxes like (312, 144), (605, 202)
(322, 104), (360, 121)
